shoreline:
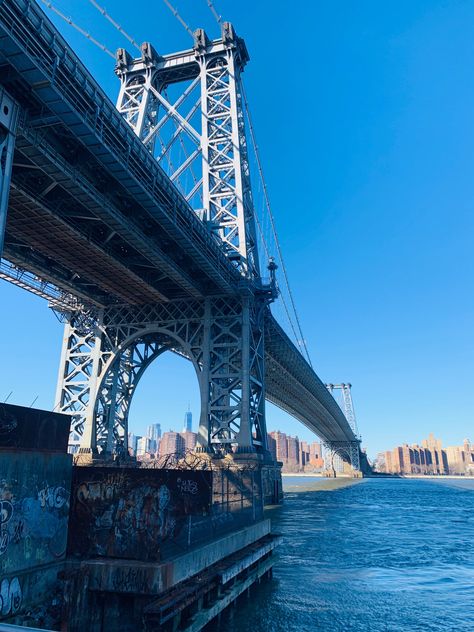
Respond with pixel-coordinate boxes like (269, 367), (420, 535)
(283, 477), (364, 493)
(281, 472), (352, 478)
(370, 474), (474, 480)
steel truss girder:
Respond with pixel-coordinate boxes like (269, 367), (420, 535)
(55, 297), (268, 455)
(115, 23), (259, 278)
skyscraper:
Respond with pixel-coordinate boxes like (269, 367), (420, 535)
(147, 423), (161, 442)
(183, 407), (192, 433)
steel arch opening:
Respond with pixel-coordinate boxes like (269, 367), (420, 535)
(92, 330), (203, 456)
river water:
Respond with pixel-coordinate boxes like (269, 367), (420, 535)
(221, 477), (474, 632)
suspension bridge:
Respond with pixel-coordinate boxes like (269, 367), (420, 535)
(0, 0), (361, 470)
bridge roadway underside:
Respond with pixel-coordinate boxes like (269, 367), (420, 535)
(0, 0), (356, 446)
(264, 317), (355, 443)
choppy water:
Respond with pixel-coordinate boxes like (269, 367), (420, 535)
(221, 477), (474, 632)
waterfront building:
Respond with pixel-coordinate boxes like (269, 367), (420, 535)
(267, 432), (325, 472)
(267, 433), (277, 461)
(377, 435), (473, 475)
(269, 431), (288, 463)
(286, 435), (300, 471)
(299, 441), (310, 467)
(309, 441), (324, 469)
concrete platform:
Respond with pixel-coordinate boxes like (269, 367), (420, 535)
(85, 519), (272, 595)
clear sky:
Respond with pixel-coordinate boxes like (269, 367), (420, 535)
(0, 0), (473, 459)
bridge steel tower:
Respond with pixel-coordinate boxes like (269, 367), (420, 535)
(324, 383), (361, 473)
(54, 23), (274, 459)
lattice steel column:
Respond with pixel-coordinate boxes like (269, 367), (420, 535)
(0, 88), (18, 256)
(115, 44), (159, 150)
(197, 24), (259, 276)
(54, 309), (106, 453)
(205, 297), (267, 451)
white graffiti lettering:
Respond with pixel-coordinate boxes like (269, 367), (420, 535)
(177, 479), (198, 495)
(0, 577), (22, 615)
(38, 486), (69, 509)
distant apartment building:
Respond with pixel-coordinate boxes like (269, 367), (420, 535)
(299, 441), (310, 468)
(181, 430), (197, 451)
(377, 434), (474, 475)
(309, 441), (324, 469)
(267, 433), (277, 461)
(159, 431), (186, 457)
(267, 432), (324, 472)
(286, 436), (299, 471)
(269, 431), (288, 463)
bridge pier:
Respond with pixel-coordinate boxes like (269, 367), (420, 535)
(55, 297), (271, 458)
(323, 440), (362, 477)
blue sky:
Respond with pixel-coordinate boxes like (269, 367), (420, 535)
(0, 0), (473, 458)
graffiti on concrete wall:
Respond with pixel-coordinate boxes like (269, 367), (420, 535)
(68, 467), (212, 562)
(0, 452), (72, 584)
(0, 576), (22, 616)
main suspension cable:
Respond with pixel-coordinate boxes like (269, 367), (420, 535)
(241, 79), (313, 367)
(40, 1), (115, 59)
(206, 0), (222, 24)
(162, 0), (195, 40)
(87, 0), (142, 52)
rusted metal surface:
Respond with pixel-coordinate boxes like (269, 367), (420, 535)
(68, 467), (212, 562)
(0, 404), (70, 453)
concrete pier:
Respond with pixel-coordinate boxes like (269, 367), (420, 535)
(0, 404), (282, 631)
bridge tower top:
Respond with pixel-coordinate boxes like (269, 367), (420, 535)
(326, 383), (359, 438)
(115, 22), (260, 279)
